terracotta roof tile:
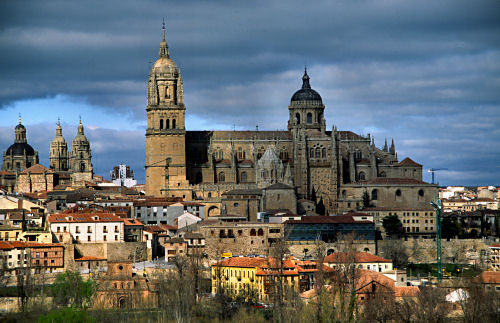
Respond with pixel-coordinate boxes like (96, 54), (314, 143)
(20, 164), (54, 174)
(285, 215), (372, 225)
(75, 256), (107, 261)
(324, 252), (391, 264)
(474, 271), (500, 284)
(48, 213), (123, 223)
(397, 157), (422, 167)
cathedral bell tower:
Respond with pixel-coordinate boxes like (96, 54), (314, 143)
(70, 119), (93, 183)
(145, 23), (190, 198)
(288, 68), (326, 132)
(49, 119), (69, 171)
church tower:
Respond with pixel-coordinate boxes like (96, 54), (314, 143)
(70, 119), (93, 183)
(49, 119), (69, 171)
(145, 23), (190, 198)
(2, 116), (39, 172)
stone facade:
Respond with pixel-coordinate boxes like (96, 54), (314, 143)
(200, 222), (283, 260)
(16, 164), (56, 193)
(144, 27), (437, 218)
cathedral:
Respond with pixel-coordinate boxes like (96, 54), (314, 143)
(1, 118), (93, 193)
(144, 25), (438, 219)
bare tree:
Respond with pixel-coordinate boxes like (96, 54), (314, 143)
(456, 278), (500, 323)
(360, 288), (397, 323)
(413, 286), (449, 323)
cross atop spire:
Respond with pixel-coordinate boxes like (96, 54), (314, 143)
(159, 18), (170, 58)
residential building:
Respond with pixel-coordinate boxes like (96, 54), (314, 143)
(211, 256), (320, 302)
(0, 241), (64, 273)
(123, 218), (144, 242)
(323, 252), (393, 273)
(48, 213), (125, 243)
(363, 207), (436, 238)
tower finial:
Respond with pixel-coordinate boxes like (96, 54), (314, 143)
(301, 67), (311, 89)
(57, 117), (60, 126)
(162, 17), (166, 41)
(79, 115), (82, 124)
(18, 113), (21, 125)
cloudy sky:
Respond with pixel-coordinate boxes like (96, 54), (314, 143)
(0, 0), (499, 186)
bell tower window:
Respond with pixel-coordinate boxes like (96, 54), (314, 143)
(296, 113), (300, 125)
(166, 119), (170, 129)
(307, 113), (312, 124)
(160, 119), (163, 129)
(172, 119), (176, 129)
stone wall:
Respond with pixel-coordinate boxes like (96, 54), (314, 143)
(378, 238), (489, 264)
(287, 240), (376, 259)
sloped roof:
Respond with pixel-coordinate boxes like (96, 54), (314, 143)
(474, 271), (500, 284)
(48, 213), (123, 223)
(75, 256), (107, 261)
(324, 252), (391, 264)
(397, 157), (422, 167)
(20, 164), (54, 174)
(0, 241), (62, 250)
(264, 183), (294, 190)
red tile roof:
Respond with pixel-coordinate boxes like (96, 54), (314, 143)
(19, 164), (54, 174)
(75, 256), (107, 261)
(48, 213), (123, 223)
(0, 241), (62, 250)
(123, 218), (144, 226)
(474, 271), (500, 284)
(397, 157), (422, 167)
(323, 252), (391, 264)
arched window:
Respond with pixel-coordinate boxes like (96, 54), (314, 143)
(371, 189), (378, 200)
(160, 119), (163, 129)
(165, 119), (170, 129)
(257, 228), (264, 236)
(250, 229), (256, 236)
(379, 171), (386, 178)
(342, 190), (346, 198)
(80, 163), (85, 171)
(358, 172), (365, 181)
(318, 112), (322, 123)
(280, 149), (288, 160)
(295, 113), (300, 124)
(418, 189), (424, 197)
(395, 189), (402, 198)
(172, 119), (176, 129)
(310, 148), (314, 158)
(241, 171), (247, 183)
(315, 147), (321, 159)
(218, 172), (225, 183)
(322, 148), (326, 158)
(307, 112), (312, 124)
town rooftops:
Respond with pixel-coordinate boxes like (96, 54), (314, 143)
(123, 218), (144, 226)
(324, 252), (391, 264)
(48, 213), (123, 223)
(75, 256), (107, 261)
(474, 271), (500, 284)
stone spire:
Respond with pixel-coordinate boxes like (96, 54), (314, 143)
(383, 138), (388, 152)
(158, 18), (170, 58)
(389, 138), (395, 155)
(302, 67), (311, 89)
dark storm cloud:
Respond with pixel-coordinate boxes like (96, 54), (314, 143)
(0, 0), (499, 185)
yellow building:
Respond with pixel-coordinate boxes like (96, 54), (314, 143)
(211, 256), (319, 302)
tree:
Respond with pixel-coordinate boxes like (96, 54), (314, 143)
(381, 240), (408, 269)
(456, 278), (500, 323)
(51, 271), (93, 309)
(412, 286), (449, 322)
(441, 215), (462, 239)
(382, 215), (404, 238)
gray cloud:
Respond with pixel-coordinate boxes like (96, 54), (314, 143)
(0, 0), (499, 185)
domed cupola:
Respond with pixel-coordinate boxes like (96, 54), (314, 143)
(288, 68), (326, 132)
(291, 69), (322, 103)
(2, 116), (39, 172)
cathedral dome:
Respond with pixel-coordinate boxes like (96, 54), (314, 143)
(6, 142), (35, 156)
(291, 69), (322, 103)
(152, 57), (178, 75)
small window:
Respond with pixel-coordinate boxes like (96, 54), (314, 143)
(218, 172), (225, 183)
(307, 112), (312, 124)
(418, 189), (424, 197)
(396, 189), (402, 197)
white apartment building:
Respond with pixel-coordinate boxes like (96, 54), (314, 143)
(48, 213), (124, 243)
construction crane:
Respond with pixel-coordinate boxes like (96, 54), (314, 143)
(428, 168), (448, 184)
(430, 196), (443, 282)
